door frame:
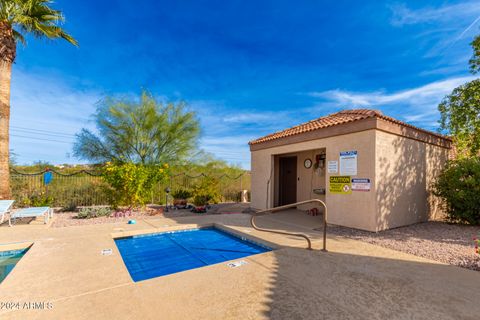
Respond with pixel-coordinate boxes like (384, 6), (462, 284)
(277, 155), (297, 206)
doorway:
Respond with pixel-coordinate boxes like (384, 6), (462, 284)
(278, 156), (297, 206)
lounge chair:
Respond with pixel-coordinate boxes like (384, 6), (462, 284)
(9, 207), (53, 227)
(0, 200), (15, 224)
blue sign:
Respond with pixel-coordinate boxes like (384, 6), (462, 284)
(352, 178), (370, 183)
(44, 171), (53, 185)
(339, 151), (357, 156)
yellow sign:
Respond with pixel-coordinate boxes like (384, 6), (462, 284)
(329, 176), (351, 194)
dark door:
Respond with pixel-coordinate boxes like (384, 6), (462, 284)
(279, 156), (297, 206)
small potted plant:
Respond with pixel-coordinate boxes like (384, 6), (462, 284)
(192, 194), (210, 213)
(171, 188), (192, 209)
(190, 177), (221, 213)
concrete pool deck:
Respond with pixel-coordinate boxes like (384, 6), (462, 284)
(0, 211), (479, 319)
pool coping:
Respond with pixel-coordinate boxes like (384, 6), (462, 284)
(0, 241), (34, 253)
(110, 223), (280, 250)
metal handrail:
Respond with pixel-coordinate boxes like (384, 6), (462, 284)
(250, 199), (328, 251)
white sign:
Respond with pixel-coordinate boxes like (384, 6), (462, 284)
(101, 249), (113, 256)
(327, 161), (338, 173)
(339, 151), (357, 176)
(352, 178), (370, 191)
(227, 260), (248, 268)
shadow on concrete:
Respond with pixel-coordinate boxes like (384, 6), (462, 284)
(156, 210), (480, 318)
(255, 246), (479, 320)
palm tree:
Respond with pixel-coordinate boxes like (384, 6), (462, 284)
(0, 0), (77, 199)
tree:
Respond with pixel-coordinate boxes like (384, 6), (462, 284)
(469, 34), (480, 74)
(433, 157), (480, 225)
(438, 34), (480, 157)
(74, 91), (201, 165)
(438, 79), (480, 157)
(0, 0), (77, 199)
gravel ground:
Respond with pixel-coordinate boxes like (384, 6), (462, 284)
(50, 203), (248, 228)
(328, 221), (480, 271)
(51, 207), (163, 228)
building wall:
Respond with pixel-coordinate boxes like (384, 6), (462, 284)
(251, 130), (378, 231)
(374, 130), (449, 231)
(294, 149), (326, 210)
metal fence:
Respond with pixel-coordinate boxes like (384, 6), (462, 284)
(10, 169), (251, 208)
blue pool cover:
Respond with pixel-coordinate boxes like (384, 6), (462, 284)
(115, 227), (271, 282)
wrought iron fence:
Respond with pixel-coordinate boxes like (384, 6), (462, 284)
(10, 168), (251, 208)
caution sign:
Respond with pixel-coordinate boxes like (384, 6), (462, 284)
(329, 176), (351, 194)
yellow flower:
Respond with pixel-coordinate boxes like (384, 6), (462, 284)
(163, 163), (169, 168)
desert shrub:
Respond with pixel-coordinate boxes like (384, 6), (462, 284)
(433, 157), (480, 225)
(77, 207), (112, 219)
(191, 177), (221, 206)
(171, 188), (192, 200)
(61, 202), (78, 212)
(102, 162), (169, 208)
(192, 195), (210, 207)
(51, 178), (109, 207)
(10, 173), (110, 208)
(18, 191), (54, 207)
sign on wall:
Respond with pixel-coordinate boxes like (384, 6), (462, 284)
(339, 151), (357, 176)
(352, 178), (371, 191)
(327, 160), (338, 173)
(329, 176), (351, 194)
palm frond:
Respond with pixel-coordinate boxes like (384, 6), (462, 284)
(1, 0), (77, 46)
(12, 28), (26, 45)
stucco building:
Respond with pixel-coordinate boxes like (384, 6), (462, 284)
(249, 109), (452, 232)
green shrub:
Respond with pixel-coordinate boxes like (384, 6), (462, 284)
(171, 188), (192, 200)
(77, 207), (112, 219)
(191, 177), (221, 206)
(61, 202), (78, 212)
(18, 192), (54, 207)
(433, 157), (480, 225)
(52, 179), (109, 207)
(102, 162), (169, 208)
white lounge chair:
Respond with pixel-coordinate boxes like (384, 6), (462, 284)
(9, 207), (53, 227)
(0, 200), (15, 224)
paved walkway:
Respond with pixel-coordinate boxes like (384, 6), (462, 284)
(0, 211), (478, 319)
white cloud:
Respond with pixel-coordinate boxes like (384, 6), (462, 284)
(10, 68), (102, 164)
(389, 1), (480, 58)
(389, 2), (480, 27)
(190, 101), (303, 168)
(308, 76), (477, 128)
(310, 76), (474, 107)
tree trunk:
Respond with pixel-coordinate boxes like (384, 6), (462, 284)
(0, 22), (15, 200)
(0, 61), (11, 199)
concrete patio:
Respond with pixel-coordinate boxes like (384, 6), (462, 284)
(0, 211), (478, 319)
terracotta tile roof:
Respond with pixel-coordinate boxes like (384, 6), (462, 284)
(249, 109), (451, 145)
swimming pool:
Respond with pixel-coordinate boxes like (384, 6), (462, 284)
(0, 248), (29, 283)
(115, 227), (271, 282)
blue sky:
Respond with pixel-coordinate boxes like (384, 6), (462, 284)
(9, 0), (480, 168)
